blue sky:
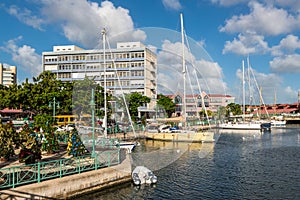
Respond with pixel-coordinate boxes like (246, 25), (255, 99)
(1, 0), (300, 104)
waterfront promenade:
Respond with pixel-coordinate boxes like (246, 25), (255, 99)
(0, 151), (131, 199)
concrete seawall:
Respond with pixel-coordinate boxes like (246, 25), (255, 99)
(0, 154), (132, 199)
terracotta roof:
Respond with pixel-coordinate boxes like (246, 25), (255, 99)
(252, 108), (298, 115)
(0, 108), (23, 114)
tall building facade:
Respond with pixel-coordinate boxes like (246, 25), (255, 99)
(42, 42), (157, 109)
(0, 64), (17, 86)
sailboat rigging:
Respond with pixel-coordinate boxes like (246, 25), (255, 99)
(145, 13), (215, 142)
(219, 59), (271, 130)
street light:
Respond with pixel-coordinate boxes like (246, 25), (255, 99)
(49, 97), (60, 118)
(90, 89), (96, 158)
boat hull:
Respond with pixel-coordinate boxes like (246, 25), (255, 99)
(145, 131), (215, 143)
(219, 122), (262, 130)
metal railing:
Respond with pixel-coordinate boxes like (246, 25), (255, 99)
(0, 149), (120, 189)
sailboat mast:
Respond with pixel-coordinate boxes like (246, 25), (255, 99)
(180, 13), (187, 129)
(102, 28), (107, 138)
(242, 60), (245, 121)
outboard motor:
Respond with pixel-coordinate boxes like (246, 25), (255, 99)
(148, 172), (158, 184)
(132, 173), (141, 185)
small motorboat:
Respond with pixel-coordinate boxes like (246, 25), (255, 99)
(132, 166), (157, 185)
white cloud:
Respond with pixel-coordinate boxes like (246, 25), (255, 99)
(1, 37), (42, 80)
(7, 5), (44, 30)
(274, 0), (300, 12)
(282, 86), (298, 103)
(220, 1), (300, 36)
(223, 32), (269, 55)
(6, 0), (147, 48)
(210, 0), (247, 6)
(270, 54), (300, 73)
(162, 0), (182, 10)
(157, 40), (227, 95)
(235, 65), (283, 104)
(270, 34), (300, 56)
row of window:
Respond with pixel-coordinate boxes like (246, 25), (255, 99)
(57, 61), (144, 71)
(175, 96), (230, 104)
(99, 80), (144, 87)
(44, 52), (145, 63)
(57, 73), (71, 79)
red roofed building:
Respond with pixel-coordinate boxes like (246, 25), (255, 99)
(251, 103), (299, 116)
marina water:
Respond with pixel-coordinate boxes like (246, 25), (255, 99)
(75, 127), (300, 200)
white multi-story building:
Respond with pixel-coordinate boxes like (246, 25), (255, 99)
(0, 64), (17, 86)
(42, 42), (157, 109)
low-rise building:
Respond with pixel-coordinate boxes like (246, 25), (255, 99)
(167, 92), (235, 117)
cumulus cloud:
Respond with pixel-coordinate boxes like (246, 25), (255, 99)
(0, 37), (42, 81)
(223, 32), (269, 55)
(38, 0), (146, 48)
(210, 0), (248, 6)
(282, 86), (298, 103)
(7, 5), (44, 30)
(270, 54), (300, 73)
(235, 65), (283, 104)
(6, 0), (146, 48)
(157, 40), (227, 95)
(270, 34), (300, 56)
(219, 1), (300, 36)
(274, 0), (300, 12)
(162, 0), (182, 10)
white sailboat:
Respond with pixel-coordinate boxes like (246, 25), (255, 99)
(146, 13), (215, 142)
(219, 59), (271, 130)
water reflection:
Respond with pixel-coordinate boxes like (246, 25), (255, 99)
(131, 139), (215, 171)
(74, 128), (300, 200)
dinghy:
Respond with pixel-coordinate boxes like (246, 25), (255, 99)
(132, 166), (157, 185)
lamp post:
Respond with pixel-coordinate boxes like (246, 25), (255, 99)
(90, 89), (96, 158)
(49, 97), (60, 119)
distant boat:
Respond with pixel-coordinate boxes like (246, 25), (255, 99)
(271, 120), (286, 128)
(219, 59), (271, 131)
(132, 166), (157, 185)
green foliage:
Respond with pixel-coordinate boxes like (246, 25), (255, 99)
(226, 103), (242, 116)
(0, 71), (74, 115)
(127, 92), (150, 122)
(34, 113), (55, 128)
(18, 126), (42, 164)
(72, 77), (96, 117)
(0, 123), (17, 160)
(157, 94), (176, 118)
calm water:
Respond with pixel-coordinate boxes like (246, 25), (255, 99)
(75, 128), (300, 200)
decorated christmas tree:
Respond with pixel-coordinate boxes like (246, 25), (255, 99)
(67, 129), (88, 157)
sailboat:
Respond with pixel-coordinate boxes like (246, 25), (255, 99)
(98, 29), (136, 153)
(145, 13), (215, 142)
(219, 59), (271, 130)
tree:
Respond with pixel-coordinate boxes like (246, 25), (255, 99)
(226, 103), (242, 116)
(0, 122), (18, 161)
(72, 77), (97, 118)
(67, 129), (88, 157)
(157, 94), (176, 118)
(127, 92), (150, 122)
